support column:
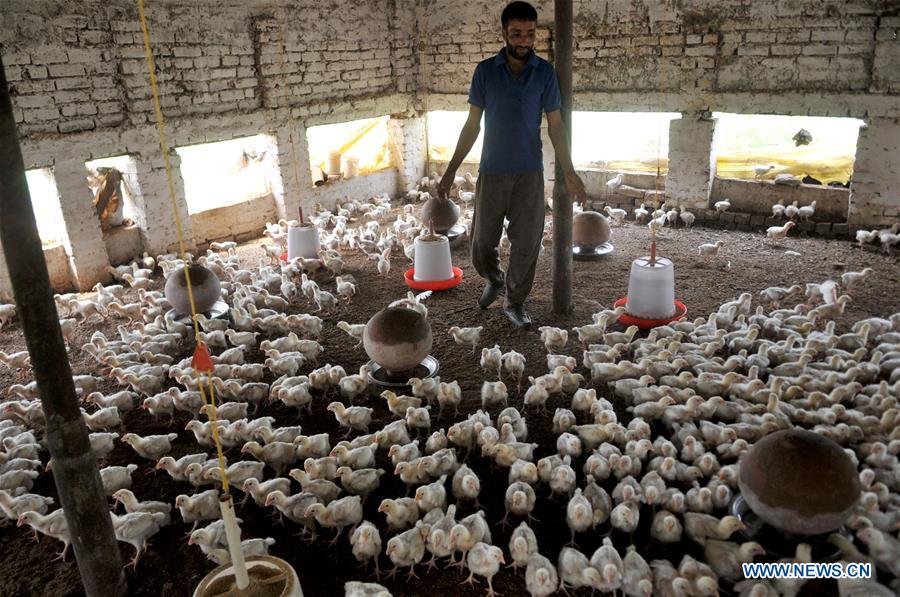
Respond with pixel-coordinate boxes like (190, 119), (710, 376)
(136, 148), (195, 255)
(665, 113), (718, 209)
(52, 158), (111, 290)
(552, 0), (574, 314)
(0, 244), (11, 300)
(848, 117), (900, 229)
(273, 122), (311, 218)
(388, 115), (426, 193)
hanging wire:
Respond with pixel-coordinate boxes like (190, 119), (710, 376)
(136, 0), (230, 492)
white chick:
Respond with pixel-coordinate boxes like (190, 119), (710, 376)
(538, 326), (568, 353)
(378, 497), (420, 531)
(501, 350), (526, 390)
(714, 198), (731, 212)
(448, 326), (483, 353)
(452, 464), (481, 505)
(623, 545), (653, 597)
(465, 542), (504, 597)
(349, 521), (382, 575)
(525, 553), (559, 597)
(405, 406), (431, 435)
(480, 344), (502, 378)
(327, 402), (373, 434)
(504, 481), (537, 525)
(590, 537), (624, 594)
(566, 488), (593, 543)
(698, 240), (724, 260)
(437, 381), (462, 417)
(120, 433), (178, 460)
(480, 381), (508, 410)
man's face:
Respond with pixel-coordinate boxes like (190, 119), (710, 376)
(502, 19), (536, 61)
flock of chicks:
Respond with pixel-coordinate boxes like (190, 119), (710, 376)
(0, 187), (899, 597)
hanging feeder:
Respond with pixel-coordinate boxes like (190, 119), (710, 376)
(164, 264), (228, 324)
(363, 306), (439, 388)
(572, 210), (613, 260)
(405, 220), (462, 291)
(286, 206), (321, 261)
(730, 429), (860, 560)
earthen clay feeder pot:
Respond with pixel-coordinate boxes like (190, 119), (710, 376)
(420, 196), (460, 234)
(165, 264), (221, 315)
(738, 429), (860, 535)
(573, 211), (611, 249)
(363, 307), (432, 375)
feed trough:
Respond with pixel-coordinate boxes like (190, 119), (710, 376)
(362, 307), (439, 389)
(572, 210), (614, 260)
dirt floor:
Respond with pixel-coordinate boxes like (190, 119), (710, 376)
(1, 207), (898, 597)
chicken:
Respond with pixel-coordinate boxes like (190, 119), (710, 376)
(703, 539), (765, 581)
(698, 240), (723, 260)
(337, 467), (385, 499)
(465, 542), (504, 597)
(480, 381), (508, 409)
(766, 221), (795, 242)
(327, 402), (373, 434)
(331, 443), (376, 469)
(17, 510), (70, 561)
(436, 381), (462, 417)
(242, 477), (292, 507)
(525, 553), (559, 597)
(175, 489), (219, 530)
(448, 326), (482, 353)
(349, 521), (383, 574)
(684, 513), (745, 544)
(306, 495), (364, 545)
(558, 547), (598, 593)
(503, 481), (537, 525)
(378, 497), (420, 531)
(480, 344), (502, 378)
(590, 537), (624, 593)
(337, 321), (366, 348)
(623, 545), (653, 597)
(538, 326), (567, 353)
(265, 491), (319, 534)
(414, 475), (447, 513)
(405, 406), (431, 435)
(651, 509), (683, 543)
(112, 489), (172, 525)
(714, 198), (731, 212)
(759, 284), (802, 308)
(111, 511), (167, 567)
(0, 491), (53, 523)
(679, 206), (695, 228)
(92, 465), (135, 497)
(449, 511), (492, 565)
(385, 521), (428, 579)
(344, 581), (391, 597)
(604, 205), (627, 226)
(452, 464), (482, 505)
(841, 267), (873, 292)
(797, 200), (816, 221)
(240, 441), (297, 476)
(206, 537), (275, 566)
(606, 173), (624, 192)
(120, 433), (177, 460)
(500, 350), (526, 390)
(566, 488), (594, 543)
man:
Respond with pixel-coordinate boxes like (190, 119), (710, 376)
(438, 1), (587, 328)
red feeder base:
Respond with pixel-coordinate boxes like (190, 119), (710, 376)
(405, 267), (463, 291)
(613, 297), (688, 329)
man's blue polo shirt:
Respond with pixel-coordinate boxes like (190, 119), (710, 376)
(468, 47), (562, 173)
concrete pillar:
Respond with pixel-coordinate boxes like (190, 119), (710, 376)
(848, 117), (900, 229)
(52, 159), (110, 291)
(136, 149), (195, 255)
(388, 115), (427, 194)
(665, 113), (718, 209)
(273, 122), (312, 218)
(0, 245), (11, 300)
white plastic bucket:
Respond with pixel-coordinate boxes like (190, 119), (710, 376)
(287, 225), (321, 260)
(326, 151), (342, 176)
(626, 256), (676, 319)
(343, 156), (359, 179)
(413, 235), (453, 282)
(193, 555), (303, 597)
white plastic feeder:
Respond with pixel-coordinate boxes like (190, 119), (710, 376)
(413, 230), (453, 282)
(287, 224), (320, 260)
(343, 156), (359, 179)
(625, 256), (676, 319)
(192, 555), (303, 597)
(325, 150), (342, 176)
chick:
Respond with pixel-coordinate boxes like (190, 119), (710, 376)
(327, 402), (373, 434)
(480, 344), (502, 378)
(448, 326), (483, 353)
(480, 381), (508, 410)
(465, 542), (504, 597)
(501, 350), (526, 390)
(538, 326), (568, 353)
(349, 521), (382, 575)
(120, 433), (178, 460)
(525, 553), (559, 597)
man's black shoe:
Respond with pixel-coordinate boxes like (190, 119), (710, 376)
(503, 304), (532, 328)
(478, 282), (503, 309)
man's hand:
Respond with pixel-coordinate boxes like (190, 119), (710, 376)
(437, 170), (456, 200)
(564, 169), (587, 206)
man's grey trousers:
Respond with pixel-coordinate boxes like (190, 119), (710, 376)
(469, 171), (545, 307)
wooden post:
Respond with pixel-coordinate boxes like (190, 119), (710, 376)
(0, 54), (127, 596)
(552, 0), (574, 314)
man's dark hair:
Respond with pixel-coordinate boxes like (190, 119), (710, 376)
(501, 1), (538, 28)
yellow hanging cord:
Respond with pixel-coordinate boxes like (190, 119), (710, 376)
(137, 0), (230, 492)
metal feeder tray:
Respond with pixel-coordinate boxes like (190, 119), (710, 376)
(730, 494), (850, 561)
(367, 355), (440, 390)
(164, 300), (230, 326)
(572, 242), (614, 261)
